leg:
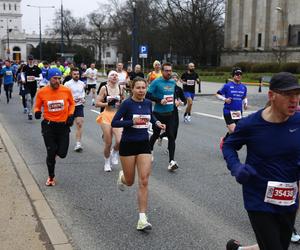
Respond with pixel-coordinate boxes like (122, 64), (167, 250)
(100, 124), (113, 158)
(149, 113), (162, 150)
(185, 97), (193, 115)
(136, 154), (152, 213)
(75, 117), (84, 143)
(112, 127), (122, 151)
(119, 155), (136, 186)
(56, 125), (70, 159)
(41, 122), (58, 178)
(165, 116), (176, 162)
(4, 85), (9, 103)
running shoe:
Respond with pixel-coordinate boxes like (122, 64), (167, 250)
(28, 113), (33, 120)
(183, 116), (188, 123)
(226, 239), (242, 250)
(23, 107), (28, 114)
(291, 229), (300, 243)
(187, 116), (192, 122)
(157, 137), (162, 146)
(104, 157), (112, 172)
(137, 217), (152, 231)
(74, 143), (83, 152)
(168, 160), (178, 171)
(110, 149), (119, 165)
(219, 137), (224, 151)
(46, 177), (56, 186)
(92, 98), (95, 106)
(117, 170), (125, 191)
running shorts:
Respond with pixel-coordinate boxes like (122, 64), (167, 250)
(119, 140), (151, 156)
(73, 105), (84, 118)
(184, 91), (195, 100)
(87, 84), (96, 91)
(96, 109), (116, 125)
(224, 113), (241, 126)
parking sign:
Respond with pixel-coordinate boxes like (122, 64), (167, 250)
(139, 45), (148, 58)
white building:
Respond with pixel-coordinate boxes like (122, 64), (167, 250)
(0, 0), (119, 64)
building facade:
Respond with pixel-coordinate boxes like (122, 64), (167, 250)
(0, 0), (119, 64)
(221, 0), (300, 66)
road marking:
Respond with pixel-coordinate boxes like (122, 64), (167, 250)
(91, 109), (100, 114)
(193, 112), (223, 120)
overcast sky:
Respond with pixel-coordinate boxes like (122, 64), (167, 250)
(21, 0), (110, 34)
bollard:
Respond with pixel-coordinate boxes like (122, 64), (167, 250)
(258, 77), (262, 93)
(198, 80), (201, 93)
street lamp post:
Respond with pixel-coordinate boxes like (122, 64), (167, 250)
(6, 21), (12, 60)
(61, 0), (64, 58)
(132, 1), (138, 68)
(27, 4), (55, 60)
(275, 6), (286, 64)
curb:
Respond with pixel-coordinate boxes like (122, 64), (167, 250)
(0, 122), (73, 250)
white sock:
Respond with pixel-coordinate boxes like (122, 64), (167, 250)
(139, 213), (146, 221)
(76, 141), (81, 146)
(104, 157), (110, 163)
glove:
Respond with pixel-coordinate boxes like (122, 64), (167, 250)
(66, 115), (74, 127)
(231, 163), (257, 184)
(108, 99), (117, 106)
(35, 111), (42, 120)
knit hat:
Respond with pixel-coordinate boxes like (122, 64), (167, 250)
(47, 68), (62, 80)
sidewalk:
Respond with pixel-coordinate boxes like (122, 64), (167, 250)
(0, 137), (52, 250)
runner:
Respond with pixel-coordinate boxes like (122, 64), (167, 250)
(85, 63), (98, 105)
(146, 62), (178, 171)
(40, 61), (50, 88)
(17, 63), (27, 113)
(65, 67), (86, 152)
(158, 72), (186, 146)
(181, 63), (200, 123)
(147, 60), (162, 84)
(111, 77), (165, 231)
(129, 64), (144, 81)
(95, 70), (124, 172)
(21, 55), (42, 120)
(216, 67), (247, 150)
(223, 72), (300, 250)
(116, 62), (128, 87)
(34, 68), (75, 186)
(0, 60), (15, 103)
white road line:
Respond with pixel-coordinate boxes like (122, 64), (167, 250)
(91, 109), (100, 114)
(193, 112), (223, 120)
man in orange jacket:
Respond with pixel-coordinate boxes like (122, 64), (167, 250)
(34, 68), (75, 186)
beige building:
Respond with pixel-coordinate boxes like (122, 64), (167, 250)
(221, 0), (300, 66)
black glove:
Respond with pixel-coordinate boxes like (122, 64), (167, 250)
(35, 111), (42, 120)
(66, 115), (74, 127)
(108, 99), (118, 106)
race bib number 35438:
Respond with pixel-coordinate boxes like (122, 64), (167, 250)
(264, 181), (298, 206)
(47, 100), (64, 112)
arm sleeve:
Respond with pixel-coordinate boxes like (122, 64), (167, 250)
(150, 102), (157, 124)
(222, 119), (248, 174)
(34, 91), (42, 113)
(68, 90), (75, 116)
(111, 102), (134, 128)
(177, 86), (187, 105)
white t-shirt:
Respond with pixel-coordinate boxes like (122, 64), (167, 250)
(64, 79), (86, 106)
(85, 68), (98, 85)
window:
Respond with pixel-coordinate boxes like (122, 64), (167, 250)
(257, 33), (262, 47)
(3, 3), (5, 10)
(9, 4), (11, 10)
(13, 46), (21, 51)
(14, 4), (17, 11)
(107, 43), (110, 47)
(106, 52), (111, 58)
(244, 34), (248, 48)
(297, 32), (300, 46)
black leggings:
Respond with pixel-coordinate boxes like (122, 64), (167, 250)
(4, 83), (13, 102)
(41, 120), (70, 178)
(248, 211), (296, 250)
(150, 112), (176, 162)
(160, 109), (179, 140)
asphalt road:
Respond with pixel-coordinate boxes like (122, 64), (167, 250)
(0, 84), (299, 250)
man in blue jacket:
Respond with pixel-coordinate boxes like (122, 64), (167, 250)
(0, 60), (15, 103)
(224, 72), (300, 250)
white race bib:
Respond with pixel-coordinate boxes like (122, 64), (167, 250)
(132, 114), (150, 129)
(6, 71), (12, 76)
(187, 80), (195, 86)
(164, 94), (173, 105)
(27, 76), (35, 82)
(230, 110), (242, 120)
(47, 100), (64, 112)
(264, 181), (298, 206)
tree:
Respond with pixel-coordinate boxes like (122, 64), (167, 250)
(52, 9), (86, 49)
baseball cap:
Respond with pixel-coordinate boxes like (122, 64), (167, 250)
(47, 68), (62, 80)
(232, 67), (242, 76)
(269, 72), (300, 91)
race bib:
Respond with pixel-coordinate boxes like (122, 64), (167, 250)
(187, 80), (195, 86)
(132, 114), (150, 129)
(5, 71), (12, 76)
(47, 100), (64, 112)
(107, 95), (120, 108)
(27, 76), (35, 82)
(164, 94), (173, 105)
(75, 98), (84, 105)
(230, 110), (242, 120)
(118, 81), (127, 85)
(264, 181), (298, 206)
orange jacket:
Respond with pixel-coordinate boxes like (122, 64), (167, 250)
(34, 85), (75, 122)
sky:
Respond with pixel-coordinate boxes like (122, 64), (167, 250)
(21, 0), (110, 34)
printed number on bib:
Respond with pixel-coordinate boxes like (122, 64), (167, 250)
(164, 94), (173, 105)
(230, 110), (242, 120)
(6, 71), (12, 76)
(186, 80), (195, 86)
(47, 100), (64, 112)
(132, 114), (150, 129)
(27, 76), (35, 82)
(264, 181), (298, 206)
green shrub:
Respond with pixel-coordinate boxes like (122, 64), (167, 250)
(280, 63), (300, 74)
(251, 63), (280, 73)
(234, 62), (254, 72)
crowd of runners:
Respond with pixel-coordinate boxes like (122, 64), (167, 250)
(1, 55), (300, 249)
